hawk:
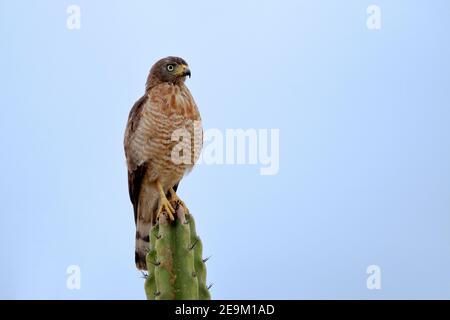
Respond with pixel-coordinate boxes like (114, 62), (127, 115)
(124, 57), (202, 270)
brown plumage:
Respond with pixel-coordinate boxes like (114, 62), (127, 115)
(124, 57), (202, 270)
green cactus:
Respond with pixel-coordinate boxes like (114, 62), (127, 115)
(144, 208), (211, 300)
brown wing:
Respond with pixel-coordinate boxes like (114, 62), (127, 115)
(124, 94), (148, 224)
(127, 164), (147, 225)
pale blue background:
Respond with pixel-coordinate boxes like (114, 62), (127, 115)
(1, 0), (449, 299)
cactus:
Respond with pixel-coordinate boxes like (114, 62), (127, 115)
(144, 207), (211, 300)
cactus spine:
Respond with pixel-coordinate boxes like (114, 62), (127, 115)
(144, 208), (211, 300)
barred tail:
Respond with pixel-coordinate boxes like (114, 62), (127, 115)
(134, 183), (160, 270)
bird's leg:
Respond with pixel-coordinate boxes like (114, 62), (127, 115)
(155, 181), (175, 221)
(168, 188), (190, 214)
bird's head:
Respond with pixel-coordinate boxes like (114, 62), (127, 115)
(146, 56), (191, 90)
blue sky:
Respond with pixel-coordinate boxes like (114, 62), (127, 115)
(1, 0), (450, 299)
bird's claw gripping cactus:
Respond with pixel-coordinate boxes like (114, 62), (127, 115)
(144, 207), (211, 300)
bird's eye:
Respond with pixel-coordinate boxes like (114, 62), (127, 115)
(167, 64), (175, 72)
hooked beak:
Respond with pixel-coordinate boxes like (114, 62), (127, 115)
(176, 64), (191, 78)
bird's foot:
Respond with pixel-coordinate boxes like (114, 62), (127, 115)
(156, 196), (175, 222)
(168, 188), (190, 215)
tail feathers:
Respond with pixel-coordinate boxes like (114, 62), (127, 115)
(134, 182), (179, 270)
(135, 227), (151, 270)
(134, 182), (160, 270)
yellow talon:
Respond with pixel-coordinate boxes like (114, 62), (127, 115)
(156, 181), (175, 221)
(156, 197), (175, 221)
(168, 188), (190, 214)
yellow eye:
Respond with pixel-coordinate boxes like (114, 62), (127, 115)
(167, 64), (175, 72)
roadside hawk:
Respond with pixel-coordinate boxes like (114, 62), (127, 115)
(124, 57), (202, 270)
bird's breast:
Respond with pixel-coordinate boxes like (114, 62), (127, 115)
(142, 83), (203, 183)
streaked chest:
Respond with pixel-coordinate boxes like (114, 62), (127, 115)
(148, 83), (200, 124)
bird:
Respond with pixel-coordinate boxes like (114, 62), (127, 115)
(124, 56), (203, 270)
